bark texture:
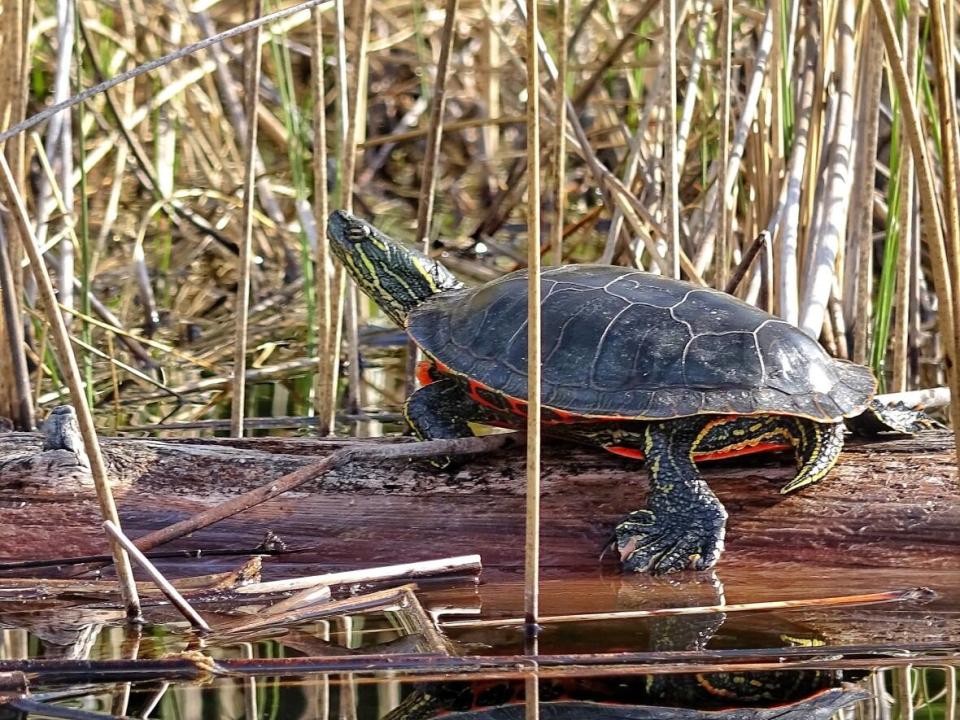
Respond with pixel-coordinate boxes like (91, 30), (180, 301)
(0, 430), (956, 575)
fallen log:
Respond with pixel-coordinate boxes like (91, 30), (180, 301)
(0, 429), (956, 575)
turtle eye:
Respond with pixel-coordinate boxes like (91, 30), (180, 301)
(346, 224), (367, 243)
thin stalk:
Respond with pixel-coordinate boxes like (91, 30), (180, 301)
(895, 665), (915, 720)
(481, 0), (500, 167)
(318, 0), (352, 435)
(663, 0), (679, 279)
(947, 665), (957, 720)
(48, 0), (74, 312)
(0, 0), (28, 427)
(799, 0), (855, 339)
(230, 0), (264, 438)
(716, 0), (732, 289)
(551, 0), (569, 266)
(267, 1), (316, 355)
(850, 10), (884, 364)
(777, 21), (816, 324)
(777, 0), (797, 143)
(311, 6), (332, 423)
(350, 2), (373, 424)
(892, 0), (920, 392)
(871, 3), (915, 379)
(410, 0), (430, 98)
(797, 0), (829, 305)
(675, 0), (711, 176)
(73, 4), (92, 406)
(339, 0), (371, 418)
(0, 153), (141, 620)
(764, 0), (783, 254)
(2, 0), (29, 300)
(525, 666), (539, 720)
(524, 0), (542, 633)
(874, 107), (905, 378)
(0, 221), (33, 428)
(724, 231), (770, 296)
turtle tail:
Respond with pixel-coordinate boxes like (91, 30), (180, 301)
(780, 419), (846, 494)
(847, 398), (945, 436)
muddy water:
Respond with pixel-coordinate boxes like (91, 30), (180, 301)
(1, 566), (956, 718)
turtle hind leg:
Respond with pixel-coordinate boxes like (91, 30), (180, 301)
(616, 418), (728, 574)
(694, 415), (845, 495)
(778, 418), (845, 494)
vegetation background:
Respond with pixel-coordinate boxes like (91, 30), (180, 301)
(0, 0), (956, 441)
(0, 1), (957, 715)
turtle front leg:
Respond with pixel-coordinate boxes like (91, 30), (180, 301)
(403, 378), (494, 467)
(404, 378), (492, 440)
(616, 418), (727, 574)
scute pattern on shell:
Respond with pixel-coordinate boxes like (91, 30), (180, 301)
(408, 265), (877, 421)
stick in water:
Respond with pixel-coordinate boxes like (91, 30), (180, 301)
(234, 555), (482, 594)
(103, 521), (211, 632)
(440, 587), (936, 628)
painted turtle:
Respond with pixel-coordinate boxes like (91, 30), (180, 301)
(327, 210), (922, 574)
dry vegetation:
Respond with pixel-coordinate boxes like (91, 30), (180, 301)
(1, 4), (959, 714)
(0, 0), (957, 439)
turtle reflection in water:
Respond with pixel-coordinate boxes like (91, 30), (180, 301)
(383, 603), (865, 720)
(382, 685), (865, 720)
(328, 210), (933, 573)
(382, 573), (868, 720)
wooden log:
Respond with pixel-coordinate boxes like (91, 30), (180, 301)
(0, 430), (956, 577)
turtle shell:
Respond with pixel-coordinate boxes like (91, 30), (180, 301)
(407, 265), (876, 422)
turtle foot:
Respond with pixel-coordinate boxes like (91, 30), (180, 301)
(614, 505), (727, 574)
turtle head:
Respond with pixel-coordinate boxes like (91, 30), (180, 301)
(327, 210), (463, 326)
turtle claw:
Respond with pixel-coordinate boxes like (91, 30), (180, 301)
(430, 455), (466, 472)
(615, 506), (726, 574)
(427, 455), (452, 470)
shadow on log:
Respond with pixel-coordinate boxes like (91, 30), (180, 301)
(0, 429), (957, 577)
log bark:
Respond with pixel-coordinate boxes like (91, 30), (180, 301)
(0, 430), (956, 577)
